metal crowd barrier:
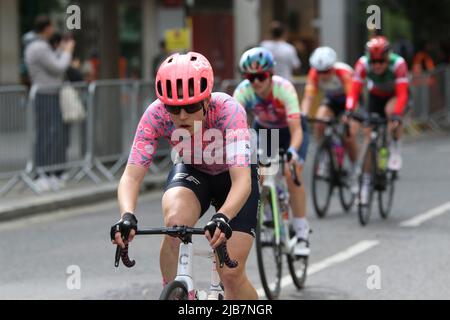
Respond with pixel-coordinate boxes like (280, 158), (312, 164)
(0, 85), (36, 195)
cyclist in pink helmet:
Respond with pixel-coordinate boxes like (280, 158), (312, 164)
(111, 52), (260, 299)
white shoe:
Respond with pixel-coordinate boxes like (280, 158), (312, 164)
(33, 176), (51, 193)
(388, 152), (402, 171)
(48, 175), (66, 190)
(294, 238), (310, 257)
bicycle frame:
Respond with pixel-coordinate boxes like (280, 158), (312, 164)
(174, 242), (223, 300)
(259, 159), (297, 255)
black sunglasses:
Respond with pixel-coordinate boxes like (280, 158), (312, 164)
(317, 69), (332, 74)
(164, 102), (204, 115)
(245, 72), (270, 83)
(370, 59), (387, 64)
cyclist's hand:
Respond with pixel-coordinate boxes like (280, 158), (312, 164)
(204, 213), (232, 249)
(110, 213), (138, 249)
(390, 114), (402, 129)
(341, 111), (353, 124)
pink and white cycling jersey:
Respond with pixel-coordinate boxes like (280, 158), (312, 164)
(128, 92), (251, 176)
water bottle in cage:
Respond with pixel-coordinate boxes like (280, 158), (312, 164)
(378, 147), (388, 171)
(333, 136), (345, 167)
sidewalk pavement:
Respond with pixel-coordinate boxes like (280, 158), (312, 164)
(0, 174), (167, 222)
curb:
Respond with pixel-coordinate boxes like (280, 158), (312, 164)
(0, 175), (167, 223)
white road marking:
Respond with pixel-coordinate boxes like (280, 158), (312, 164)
(256, 240), (380, 298)
(399, 202), (450, 227)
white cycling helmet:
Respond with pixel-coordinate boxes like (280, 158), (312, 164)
(309, 46), (337, 71)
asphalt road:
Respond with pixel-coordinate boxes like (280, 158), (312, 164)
(1, 133), (450, 300)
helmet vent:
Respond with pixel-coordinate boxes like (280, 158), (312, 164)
(176, 79), (183, 99)
(200, 77), (207, 93)
(157, 81), (163, 97)
(188, 78), (195, 97)
(191, 56), (197, 61)
(168, 57), (173, 63)
(166, 80), (172, 99)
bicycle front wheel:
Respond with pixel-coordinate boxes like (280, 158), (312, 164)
(378, 170), (396, 219)
(159, 280), (189, 300)
(312, 140), (334, 218)
(287, 252), (308, 290)
(358, 144), (376, 226)
(255, 187), (282, 300)
(339, 147), (355, 212)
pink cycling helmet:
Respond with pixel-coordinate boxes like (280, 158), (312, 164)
(155, 52), (214, 105)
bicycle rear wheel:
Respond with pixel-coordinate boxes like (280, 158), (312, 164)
(159, 280), (189, 300)
(358, 145), (376, 226)
(378, 170), (396, 219)
(312, 140), (334, 218)
(255, 187), (282, 300)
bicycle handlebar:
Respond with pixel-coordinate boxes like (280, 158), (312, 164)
(114, 226), (238, 269)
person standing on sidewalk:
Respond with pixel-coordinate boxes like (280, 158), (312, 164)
(260, 21), (301, 81)
(25, 16), (75, 191)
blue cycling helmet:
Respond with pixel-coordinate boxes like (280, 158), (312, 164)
(239, 47), (275, 73)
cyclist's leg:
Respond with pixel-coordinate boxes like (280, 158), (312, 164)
(385, 96), (403, 170)
(212, 165), (259, 300)
(287, 116), (311, 246)
(160, 164), (211, 282)
(314, 97), (335, 141)
(385, 97), (403, 140)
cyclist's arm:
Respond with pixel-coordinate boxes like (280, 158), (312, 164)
(300, 69), (317, 115)
(119, 101), (164, 215)
(288, 118), (302, 151)
(118, 164), (147, 215)
(217, 166), (252, 221)
(393, 59), (410, 116)
(345, 58), (366, 112)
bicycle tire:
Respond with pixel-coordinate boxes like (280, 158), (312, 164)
(255, 187), (282, 300)
(358, 144), (376, 226)
(159, 280), (189, 300)
(378, 170), (395, 219)
(312, 140), (334, 218)
(287, 253), (308, 290)
(339, 146), (356, 213)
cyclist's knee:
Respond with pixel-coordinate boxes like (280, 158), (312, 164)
(162, 235), (180, 252)
(220, 267), (247, 292)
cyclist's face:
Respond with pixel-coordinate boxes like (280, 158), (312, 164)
(247, 72), (272, 97)
(317, 69), (333, 81)
(371, 57), (388, 74)
(167, 100), (208, 135)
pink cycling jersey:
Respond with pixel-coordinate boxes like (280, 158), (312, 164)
(128, 92), (251, 175)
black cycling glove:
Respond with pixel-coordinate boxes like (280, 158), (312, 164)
(110, 212), (138, 242)
(204, 213), (232, 239)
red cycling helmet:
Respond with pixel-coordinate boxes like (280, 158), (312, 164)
(155, 52), (214, 105)
(366, 36), (391, 60)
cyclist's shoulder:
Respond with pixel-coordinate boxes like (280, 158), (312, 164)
(234, 79), (252, 92)
(388, 53), (408, 70)
(211, 92), (246, 112)
(334, 61), (354, 72)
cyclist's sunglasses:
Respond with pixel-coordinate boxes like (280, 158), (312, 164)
(245, 72), (271, 83)
(317, 69), (332, 74)
(164, 101), (204, 115)
(370, 59), (387, 65)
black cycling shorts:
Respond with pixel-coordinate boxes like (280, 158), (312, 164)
(164, 163), (260, 237)
(321, 94), (347, 117)
(368, 93), (411, 118)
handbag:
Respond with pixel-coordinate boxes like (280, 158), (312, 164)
(59, 85), (86, 123)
